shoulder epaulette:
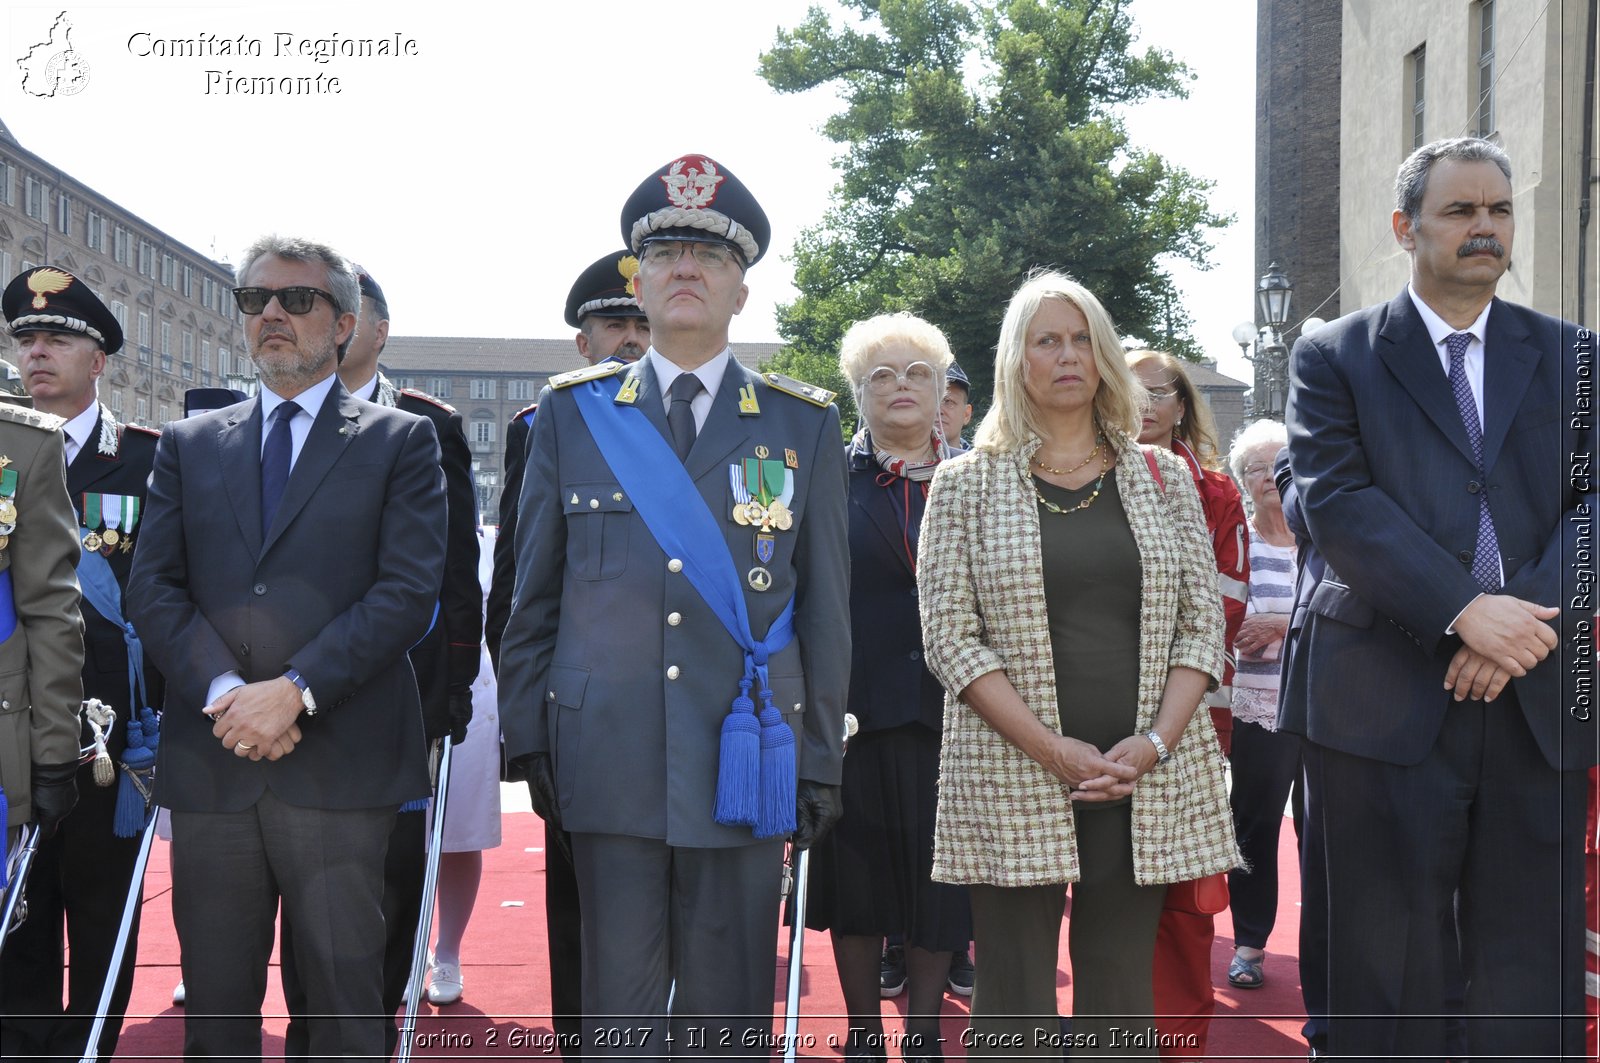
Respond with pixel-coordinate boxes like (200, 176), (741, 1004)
(399, 387), (457, 415)
(124, 423), (161, 438)
(512, 402), (539, 424)
(0, 403), (64, 431)
(550, 360), (628, 390)
(763, 372), (836, 408)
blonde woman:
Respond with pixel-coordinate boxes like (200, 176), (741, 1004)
(920, 271), (1238, 1057)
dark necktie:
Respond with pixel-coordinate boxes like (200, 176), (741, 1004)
(261, 400), (301, 536)
(1445, 332), (1501, 590)
(668, 374), (704, 461)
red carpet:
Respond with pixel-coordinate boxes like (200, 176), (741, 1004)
(100, 805), (1311, 1060)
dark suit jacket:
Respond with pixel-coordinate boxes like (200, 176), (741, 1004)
(486, 404), (534, 669)
(1273, 445), (1325, 738)
(497, 357), (851, 847)
(845, 445), (946, 734)
(68, 405), (165, 760)
(128, 380), (448, 811)
(367, 375), (482, 738)
(1285, 290), (1596, 770)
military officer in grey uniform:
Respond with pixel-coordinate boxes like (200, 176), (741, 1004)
(498, 154), (850, 1058)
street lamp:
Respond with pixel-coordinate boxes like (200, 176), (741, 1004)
(1233, 262), (1296, 421)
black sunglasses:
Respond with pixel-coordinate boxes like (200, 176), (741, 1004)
(232, 286), (334, 315)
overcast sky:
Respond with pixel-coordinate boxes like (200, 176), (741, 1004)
(1, 0), (1258, 383)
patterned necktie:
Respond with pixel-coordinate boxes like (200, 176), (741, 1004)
(260, 400), (301, 535)
(668, 373), (704, 461)
(1445, 332), (1500, 590)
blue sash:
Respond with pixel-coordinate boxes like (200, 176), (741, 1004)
(569, 375), (797, 838)
(0, 570), (16, 644)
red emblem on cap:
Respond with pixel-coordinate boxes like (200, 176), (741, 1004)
(660, 155), (724, 210)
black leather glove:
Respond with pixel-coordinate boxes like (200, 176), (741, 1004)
(446, 690), (474, 747)
(30, 761), (79, 840)
(514, 753), (561, 828)
(792, 780), (842, 851)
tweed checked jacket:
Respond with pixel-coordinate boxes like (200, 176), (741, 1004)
(920, 436), (1239, 887)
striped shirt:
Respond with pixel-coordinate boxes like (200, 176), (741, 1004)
(1233, 525), (1296, 729)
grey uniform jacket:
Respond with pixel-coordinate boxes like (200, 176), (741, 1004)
(498, 357), (850, 847)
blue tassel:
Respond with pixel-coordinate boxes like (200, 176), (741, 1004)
(398, 797), (430, 814)
(114, 708), (159, 838)
(714, 680), (760, 828)
(0, 784), (9, 888)
(753, 686), (797, 840)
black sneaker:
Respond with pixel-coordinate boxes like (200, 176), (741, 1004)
(880, 944), (907, 998)
(946, 947), (974, 996)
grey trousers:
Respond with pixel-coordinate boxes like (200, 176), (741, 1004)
(966, 803), (1168, 1060)
(572, 832), (787, 1060)
(171, 791), (394, 1062)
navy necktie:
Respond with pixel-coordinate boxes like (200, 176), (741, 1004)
(1445, 332), (1500, 590)
(668, 374), (704, 461)
(261, 400), (301, 536)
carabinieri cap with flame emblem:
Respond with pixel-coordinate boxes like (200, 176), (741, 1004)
(621, 153), (772, 268)
(564, 250), (646, 329)
(3, 266), (124, 354)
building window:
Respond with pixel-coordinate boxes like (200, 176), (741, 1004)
(470, 378), (495, 400)
(161, 254), (176, 288)
(0, 253), (10, 286)
(1406, 44), (1426, 151)
(86, 210), (106, 252)
(110, 300), (127, 334)
(24, 175), (45, 221)
(136, 396), (149, 423)
(0, 161), (12, 206)
(159, 403), (171, 425)
(55, 192), (71, 234)
(201, 339), (211, 374)
(1474, 2), (1495, 137)
(137, 311), (151, 362)
(183, 264), (194, 298)
(431, 377), (451, 398)
(139, 241), (154, 277)
(114, 226), (131, 265)
(219, 346), (231, 377)
(471, 420), (496, 445)
(509, 379), (534, 402)
(182, 331), (194, 379)
(110, 389), (124, 418)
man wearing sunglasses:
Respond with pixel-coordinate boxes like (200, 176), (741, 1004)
(128, 235), (447, 1061)
(499, 154), (850, 1057)
(269, 266), (481, 1057)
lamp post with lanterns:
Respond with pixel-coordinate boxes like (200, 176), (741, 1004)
(1232, 262), (1314, 421)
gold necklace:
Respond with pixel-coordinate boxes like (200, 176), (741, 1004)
(1034, 450), (1111, 515)
(1033, 437), (1101, 477)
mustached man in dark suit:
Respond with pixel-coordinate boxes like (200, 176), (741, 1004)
(128, 235), (446, 1061)
(0, 266), (158, 1060)
(1285, 137), (1595, 1061)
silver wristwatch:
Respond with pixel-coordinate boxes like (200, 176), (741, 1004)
(1145, 730), (1171, 764)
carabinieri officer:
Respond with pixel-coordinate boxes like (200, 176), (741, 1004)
(498, 153), (850, 1059)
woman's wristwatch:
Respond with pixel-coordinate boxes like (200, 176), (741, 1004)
(1144, 730), (1172, 764)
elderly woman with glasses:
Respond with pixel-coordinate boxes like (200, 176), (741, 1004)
(805, 312), (971, 1063)
(1127, 349), (1249, 1059)
(919, 272), (1237, 1057)
(1221, 418), (1299, 991)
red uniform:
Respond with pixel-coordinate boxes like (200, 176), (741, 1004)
(1153, 439), (1248, 1060)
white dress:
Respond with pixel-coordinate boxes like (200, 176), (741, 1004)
(438, 526), (503, 853)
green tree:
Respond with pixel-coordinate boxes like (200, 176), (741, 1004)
(758, 0), (1227, 410)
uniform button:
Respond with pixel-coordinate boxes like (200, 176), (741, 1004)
(1468, 481), (1481, 494)
(589, 498), (599, 509)
(1458, 550), (1473, 564)
(667, 612), (682, 626)
(547, 691), (556, 701)
(240, 643), (250, 656)
(253, 582), (267, 596)
(909, 649), (921, 661)
(668, 558), (683, 573)
(667, 665), (681, 680)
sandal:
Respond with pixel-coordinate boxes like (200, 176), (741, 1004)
(1227, 949), (1265, 989)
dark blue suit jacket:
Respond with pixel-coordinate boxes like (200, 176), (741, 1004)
(129, 380), (448, 811)
(1284, 290), (1595, 770)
